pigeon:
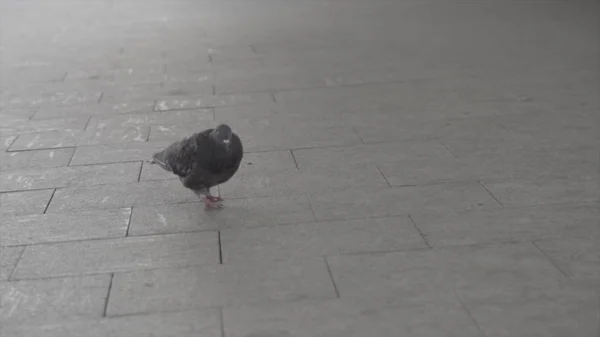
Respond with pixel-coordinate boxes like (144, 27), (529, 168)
(150, 124), (243, 209)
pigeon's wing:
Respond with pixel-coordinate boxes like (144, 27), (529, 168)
(152, 129), (213, 179)
(208, 132), (244, 185)
(177, 131), (222, 190)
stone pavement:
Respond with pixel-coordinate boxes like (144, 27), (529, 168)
(0, 0), (598, 336)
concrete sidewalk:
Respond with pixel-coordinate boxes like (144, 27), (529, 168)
(1, 0), (598, 336)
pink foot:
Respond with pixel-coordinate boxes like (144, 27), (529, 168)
(204, 196), (224, 209)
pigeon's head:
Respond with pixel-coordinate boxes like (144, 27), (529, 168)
(211, 124), (233, 150)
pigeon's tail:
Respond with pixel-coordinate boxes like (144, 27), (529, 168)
(151, 151), (172, 172)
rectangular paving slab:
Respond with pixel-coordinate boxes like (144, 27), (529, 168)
(68, 141), (171, 166)
(221, 216), (428, 264)
(410, 203), (600, 247)
(0, 275), (110, 325)
(129, 195), (315, 236)
(32, 101), (156, 119)
(155, 92), (272, 111)
(0, 148), (74, 171)
(3, 309), (222, 337)
(1, 208), (131, 246)
(223, 298), (482, 337)
(308, 182), (501, 221)
(8, 127), (149, 151)
(0, 116), (89, 137)
(0, 189), (55, 216)
(0, 162), (141, 192)
(107, 258), (336, 316)
(11, 232), (219, 279)
(46, 180), (199, 213)
(0, 246), (24, 281)
(482, 178), (598, 207)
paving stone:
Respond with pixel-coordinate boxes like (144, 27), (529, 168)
(223, 298), (482, 337)
(482, 178), (598, 207)
(8, 126), (149, 151)
(438, 130), (544, 157)
(0, 117), (89, 136)
(0, 275), (110, 325)
(327, 242), (566, 309)
(154, 93), (272, 111)
(292, 140), (453, 169)
(46, 180), (199, 213)
(1, 136), (17, 151)
(107, 258), (336, 316)
(86, 109), (213, 130)
(3, 309), (222, 337)
(222, 216), (427, 264)
(216, 67), (334, 94)
(129, 195), (314, 236)
(377, 150), (571, 186)
(98, 84), (165, 103)
(32, 101), (156, 119)
(207, 46), (257, 62)
(169, 58), (263, 73)
(0, 162), (141, 192)
(410, 203), (600, 247)
(0, 189), (54, 217)
(309, 182), (501, 221)
(220, 164), (389, 198)
(2, 90), (103, 110)
(543, 147), (599, 182)
(1, 66), (66, 84)
(460, 282), (598, 337)
(11, 232), (219, 279)
(0, 148), (74, 171)
(1, 208), (131, 246)
(0, 246), (24, 281)
(535, 238), (600, 282)
(69, 141), (171, 165)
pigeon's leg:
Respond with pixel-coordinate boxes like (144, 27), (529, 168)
(193, 188), (223, 209)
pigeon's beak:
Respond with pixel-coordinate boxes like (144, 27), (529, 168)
(223, 139), (231, 149)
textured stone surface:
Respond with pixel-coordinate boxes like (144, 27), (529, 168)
(410, 204), (600, 247)
(107, 258), (336, 316)
(0, 275), (110, 325)
(482, 178), (598, 207)
(0, 189), (55, 216)
(223, 299), (482, 337)
(222, 216), (428, 263)
(0, 148), (74, 171)
(327, 243), (568, 308)
(8, 127), (149, 151)
(32, 101), (156, 119)
(154, 93), (272, 111)
(308, 182), (501, 221)
(69, 141), (171, 166)
(129, 195), (315, 236)
(11, 232), (219, 279)
(0, 246), (24, 281)
(1, 208), (131, 246)
(3, 310), (222, 337)
(46, 180), (199, 213)
(0, 162), (141, 192)
(85, 109), (213, 130)
(0, 117), (88, 136)
(535, 238), (600, 282)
